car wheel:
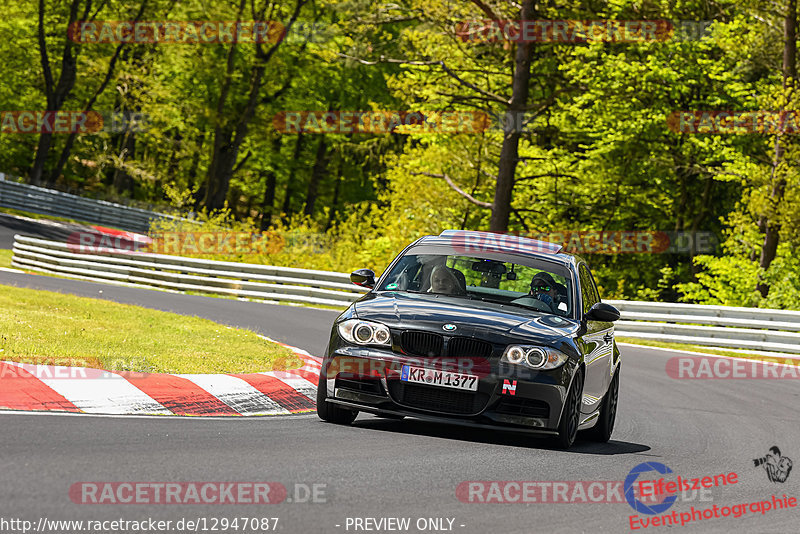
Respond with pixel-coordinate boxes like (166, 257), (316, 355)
(586, 369), (619, 443)
(555, 368), (583, 449)
(316, 372), (358, 425)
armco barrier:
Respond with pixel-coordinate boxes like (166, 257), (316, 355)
(11, 235), (367, 307)
(606, 300), (800, 354)
(10, 235), (800, 354)
(0, 173), (193, 233)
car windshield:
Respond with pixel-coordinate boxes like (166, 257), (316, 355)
(377, 252), (573, 317)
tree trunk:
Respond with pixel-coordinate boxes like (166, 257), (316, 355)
(189, 131), (207, 209)
(203, 119), (238, 211)
(260, 137), (283, 230)
(488, 0), (535, 233)
(326, 154), (344, 231)
(30, 134), (54, 186)
(303, 136), (328, 217)
(112, 132), (136, 195)
(201, 0), (307, 212)
(689, 177), (714, 277)
(38, 0), (145, 187)
(757, 0), (796, 298)
(30, 0), (81, 185)
(167, 130), (183, 178)
(47, 134), (77, 186)
(281, 133), (305, 223)
(260, 170), (278, 230)
(201, 0), (252, 211)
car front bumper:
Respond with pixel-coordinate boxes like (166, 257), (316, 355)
(320, 345), (582, 432)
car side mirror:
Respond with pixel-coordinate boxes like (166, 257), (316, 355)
(585, 302), (620, 322)
(350, 268), (376, 289)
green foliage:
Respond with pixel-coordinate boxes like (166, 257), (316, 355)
(4, 0), (800, 308)
(676, 255), (762, 307)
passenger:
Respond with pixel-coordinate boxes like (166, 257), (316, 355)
(428, 264), (464, 295)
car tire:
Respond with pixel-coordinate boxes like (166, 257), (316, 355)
(316, 372), (358, 425)
(585, 368), (619, 443)
(555, 368), (583, 449)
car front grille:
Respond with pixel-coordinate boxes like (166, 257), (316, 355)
(494, 397), (550, 419)
(401, 331), (443, 357)
(447, 336), (493, 359)
(388, 382), (488, 415)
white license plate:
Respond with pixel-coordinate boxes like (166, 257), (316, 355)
(400, 365), (478, 391)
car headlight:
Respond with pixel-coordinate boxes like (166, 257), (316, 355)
(502, 345), (568, 370)
(337, 319), (391, 346)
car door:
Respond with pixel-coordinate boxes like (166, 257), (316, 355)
(576, 263), (614, 415)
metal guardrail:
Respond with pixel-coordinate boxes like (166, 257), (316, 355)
(10, 235), (800, 354)
(0, 173), (193, 233)
(607, 300), (800, 354)
(11, 235), (368, 307)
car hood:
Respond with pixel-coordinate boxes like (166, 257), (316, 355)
(354, 292), (579, 344)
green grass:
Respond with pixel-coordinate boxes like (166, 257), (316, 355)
(0, 283), (302, 374)
(616, 336), (800, 365)
(0, 249), (12, 269)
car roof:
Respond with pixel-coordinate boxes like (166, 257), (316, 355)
(412, 230), (582, 269)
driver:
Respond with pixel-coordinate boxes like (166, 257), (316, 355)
(529, 272), (560, 312)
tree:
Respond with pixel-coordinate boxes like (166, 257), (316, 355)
(757, 0), (797, 297)
(200, 0), (309, 211)
(31, 0), (147, 186)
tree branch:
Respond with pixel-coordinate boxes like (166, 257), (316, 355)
(255, 0), (309, 64)
(233, 150), (252, 174)
(438, 61), (509, 104)
(511, 208), (529, 231)
(411, 171), (493, 208)
(468, 0), (502, 22)
(336, 53), (439, 66)
(336, 54), (509, 104)
(515, 172), (578, 183)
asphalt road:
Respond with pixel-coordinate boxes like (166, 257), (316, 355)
(0, 269), (798, 532)
(0, 212), (89, 249)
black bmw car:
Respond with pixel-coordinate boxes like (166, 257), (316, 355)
(316, 230), (621, 448)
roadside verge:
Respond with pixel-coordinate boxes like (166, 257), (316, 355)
(0, 337), (321, 417)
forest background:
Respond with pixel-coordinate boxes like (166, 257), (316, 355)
(3, 0), (800, 308)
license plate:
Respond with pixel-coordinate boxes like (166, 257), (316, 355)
(400, 365), (478, 391)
